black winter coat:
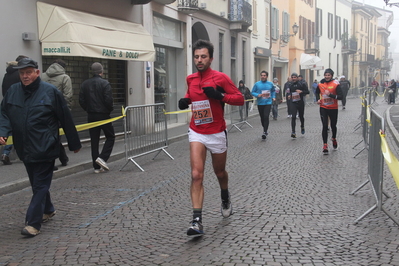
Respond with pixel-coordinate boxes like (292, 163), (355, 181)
(79, 75), (113, 114)
(2, 64), (20, 97)
(0, 77), (81, 162)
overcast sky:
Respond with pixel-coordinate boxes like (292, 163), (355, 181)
(363, 0), (399, 53)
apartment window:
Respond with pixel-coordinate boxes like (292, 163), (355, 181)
(370, 23), (373, 44)
(282, 11), (290, 42)
(335, 16), (341, 40)
(271, 6), (279, 40)
(361, 17), (363, 31)
(343, 19), (348, 36)
(299, 16), (303, 39)
(336, 54), (339, 77)
(219, 33), (223, 72)
(316, 8), (322, 36)
(253, 0), (258, 34)
(231, 37), (236, 58)
(328, 13), (333, 39)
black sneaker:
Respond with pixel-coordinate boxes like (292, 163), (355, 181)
(291, 132), (296, 138)
(301, 127), (305, 134)
(187, 217), (204, 236)
(323, 144), (329, 155)
(332, 138), (338, 150)
(221, 198), (233, 218)
(261, 133), (267, 140)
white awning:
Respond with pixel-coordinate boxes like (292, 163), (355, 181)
(37, 2), (155, 62)
(300, 53), (324, 70)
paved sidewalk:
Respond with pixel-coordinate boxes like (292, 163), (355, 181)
(2, 97), (399, 265)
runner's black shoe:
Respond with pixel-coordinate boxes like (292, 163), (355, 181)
(187, 217), (204, 236)
(301, 127), (305, 134)
(332, 138), (338, 150)
(261, 132), (267, 140)
(291, 132), (296, 138)
(323, 143), (329, 155)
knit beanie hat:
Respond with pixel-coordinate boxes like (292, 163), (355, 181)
(91, 62), (103, 74)
(324, 68), (334, 76)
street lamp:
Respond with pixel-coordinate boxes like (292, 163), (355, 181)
(280, 23), (299, 43)
(384, 0), (399, 7)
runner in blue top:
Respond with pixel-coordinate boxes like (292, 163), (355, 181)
(251, 71), (275, 139)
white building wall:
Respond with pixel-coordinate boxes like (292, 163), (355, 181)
(316, 0), (352, 81)
(250, 0), (272, 86)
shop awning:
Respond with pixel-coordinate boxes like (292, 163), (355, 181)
(37, 2), (155, 62)
(300, 53), (324, 70)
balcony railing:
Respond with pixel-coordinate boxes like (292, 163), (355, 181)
(342, 39), (358, 54)
(357, 53), (376, 65)
(178, 0), (199, 14)
(229, 0), (252, 25)
(304, 35), (319, 54)
(381, 60), (392, 70)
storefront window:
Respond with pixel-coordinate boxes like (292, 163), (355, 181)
(154, 46), (178, 123)
(42, 56), (126, 138)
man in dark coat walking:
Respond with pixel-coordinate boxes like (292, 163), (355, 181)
(0, 58), (81, 237)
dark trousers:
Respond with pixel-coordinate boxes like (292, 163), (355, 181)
(24, 161), (55, 230)
(59, 136), (68, 164)
(257, 105), (272, 133)
(272, 101), (279, 119)
(239, 101), (250, 121)
(88, 113), (115, 169)
(290, 101), (305, 133)
(342, 89), (349, 107)
(389, 91), (396, 104)
(320, 107), (338, 144)
(286, 98), (292, 115)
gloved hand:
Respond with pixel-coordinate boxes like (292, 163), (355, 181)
(203, 87), (224, 100)
(328, 94), (337, 99)
(178, 98), (190, 110)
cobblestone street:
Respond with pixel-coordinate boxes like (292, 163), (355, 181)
(1, 98), (399, 266)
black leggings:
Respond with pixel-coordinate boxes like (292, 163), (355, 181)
(290, 101), (305, 133)
(320, 107), (338, 144)
(257, 105), (272, 133)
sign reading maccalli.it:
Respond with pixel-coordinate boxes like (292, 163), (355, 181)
(41, 43), (155, 61)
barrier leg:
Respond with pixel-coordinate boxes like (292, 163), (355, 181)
(382, 207), (399, 226)
(352, 139), (363, 149)
(119, 158), (145, 172)
(350, 179), (369, 195)
(353, 147), (366, 158)
(353, 204), (377, 224)
(152, 148), (174, 160)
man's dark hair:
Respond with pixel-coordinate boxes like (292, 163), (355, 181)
(261, 70), (268, 76)
(298, 75), (303, 78)
(192, 39), (214, 58)
(53, 59), (66, 69)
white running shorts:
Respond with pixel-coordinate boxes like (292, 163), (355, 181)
(188, 129), (227, 154)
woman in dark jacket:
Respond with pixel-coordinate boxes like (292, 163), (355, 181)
(388, 79), (396, 104)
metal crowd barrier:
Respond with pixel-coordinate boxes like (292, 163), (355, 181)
(352, 91), (369, 157)
(120, 103), (174, 172)
(227, 99), (253, 132)
(350, 105), (399, 225)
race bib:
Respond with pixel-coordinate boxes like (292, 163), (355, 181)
(322, 94), (334, 106)
(262, 90), (270, 99)
(192, 100), (213, 125)
(292, 92), (300, 102)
